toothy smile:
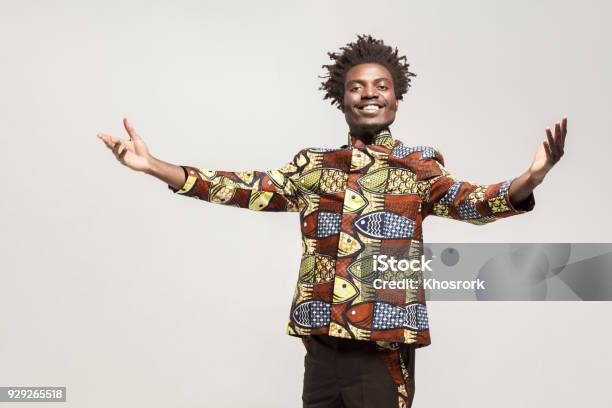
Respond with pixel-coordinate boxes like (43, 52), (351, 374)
(357, 104), (383, 111)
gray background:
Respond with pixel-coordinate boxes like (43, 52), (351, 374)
(1, 0), (611, 406)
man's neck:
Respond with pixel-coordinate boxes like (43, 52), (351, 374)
(348, 125), (391, 145)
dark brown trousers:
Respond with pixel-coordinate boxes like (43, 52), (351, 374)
(301, 335), (416, 408)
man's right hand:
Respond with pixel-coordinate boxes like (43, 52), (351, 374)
(97, 117), (152, 173)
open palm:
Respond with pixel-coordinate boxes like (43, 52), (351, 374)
(97, 118), (151, 172)
(529, 116), (567, 183)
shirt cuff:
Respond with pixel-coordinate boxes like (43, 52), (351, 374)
(503, 178), (536, 213)
(167, 166), (190, 193)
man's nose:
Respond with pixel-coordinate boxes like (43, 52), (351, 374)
(363, 84), (379, 98)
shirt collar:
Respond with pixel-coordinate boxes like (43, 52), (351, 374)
(343, 127), (395, 149)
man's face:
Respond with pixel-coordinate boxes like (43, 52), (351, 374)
(342, 63), (398, 133)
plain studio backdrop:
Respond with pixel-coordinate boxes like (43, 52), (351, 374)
(1, 1), (610, 407)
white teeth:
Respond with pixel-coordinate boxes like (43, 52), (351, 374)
(362, 105), (380, 111)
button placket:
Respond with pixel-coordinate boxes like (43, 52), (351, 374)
(330, 146), (364, 328)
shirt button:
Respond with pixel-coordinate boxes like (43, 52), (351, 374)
(303, 222), (307, 227)
(267, 180), (272, 185)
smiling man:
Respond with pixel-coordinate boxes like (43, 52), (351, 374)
(98, 34), (567, 408)
(344, 63), (398, 134)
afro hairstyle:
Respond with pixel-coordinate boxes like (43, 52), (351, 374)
(319, 34), (417, 111)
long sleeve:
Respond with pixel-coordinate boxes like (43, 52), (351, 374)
(167, 149), (307, 212)
(420, 147), (535, 225)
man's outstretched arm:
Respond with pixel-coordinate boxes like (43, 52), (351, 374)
(421, 116), (567, 224)
(507, 116), (567, 209)
(97, 118), (304, 212)
(97, 117), (187, 189)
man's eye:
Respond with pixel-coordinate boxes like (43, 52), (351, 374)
(378, 86), (388, 90)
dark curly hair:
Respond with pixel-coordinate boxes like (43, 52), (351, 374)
(319, 34), (417, 111)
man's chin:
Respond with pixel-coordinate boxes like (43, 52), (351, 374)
(349, 118), (393, 131)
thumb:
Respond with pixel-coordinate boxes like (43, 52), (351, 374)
(123, 117), (142, 142)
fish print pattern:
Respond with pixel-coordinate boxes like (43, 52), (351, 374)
(292, 300), (331, 328)
(168, 128), (535, 348)
(353, 211), (415, 240)
(346, 301), (429, 331)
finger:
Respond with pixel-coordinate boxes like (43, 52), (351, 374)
(543, 140), (554, 162)
(545, 129), (557, 162)
(117, 142), (126, 156)
(552, 122), (562, 155)
(108, 134), (122, 145)
(97, 133), (109, 145)
(557, 122), (565, 156)
(558, 117), (566, 155)
(98, 133), (116, 149)
(560, 117), (566, 136)
(123, 117), (141, 142)
(118, 144), (128, 159)
(545, 128), (556, 156)
(112, 140), (124, 157)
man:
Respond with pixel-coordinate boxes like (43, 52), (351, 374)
(97, 34), (567, 408)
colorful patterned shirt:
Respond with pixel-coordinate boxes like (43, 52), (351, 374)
(168, 128), (535, 348)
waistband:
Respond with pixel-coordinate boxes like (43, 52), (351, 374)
(308, 334), (381, 352)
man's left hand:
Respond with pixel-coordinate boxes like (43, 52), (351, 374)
(529, 116), (567, 186)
